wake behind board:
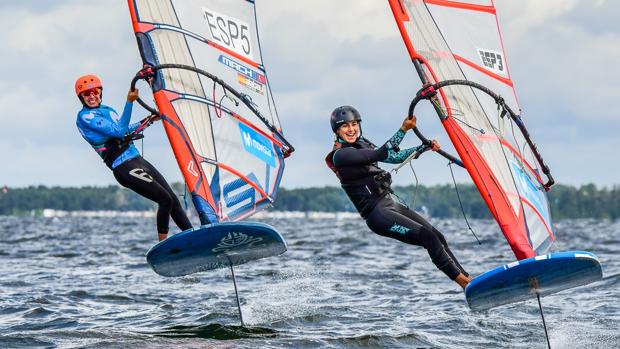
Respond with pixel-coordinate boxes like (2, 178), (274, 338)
(147, 222), (287, 277)
(465, 251), (602, 311)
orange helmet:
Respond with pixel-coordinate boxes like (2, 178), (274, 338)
(75, 74), (102, 96)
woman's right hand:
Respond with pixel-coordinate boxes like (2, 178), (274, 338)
(127, 89), (139, 102)
(400, 115), (417, 131)
(148, 113), (161, 123)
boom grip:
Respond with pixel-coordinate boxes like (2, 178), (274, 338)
(408, 91), (465, 167)
(132, 64), (295, 156)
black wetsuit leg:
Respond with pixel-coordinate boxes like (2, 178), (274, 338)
(365, 196), (467, 280)
(391, 202), (469, 277)
(113, 156), (193, 234)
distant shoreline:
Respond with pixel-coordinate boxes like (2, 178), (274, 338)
(1, 183), (618, 219)
(35, 209), (360, 220)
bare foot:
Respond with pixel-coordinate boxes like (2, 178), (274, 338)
(455, 273), (472, 289)
(158, 233), (168, 241)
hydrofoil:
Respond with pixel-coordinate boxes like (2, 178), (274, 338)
(147, 222), (287, 325)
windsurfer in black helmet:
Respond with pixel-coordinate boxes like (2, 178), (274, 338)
(325, 105), (472, 289)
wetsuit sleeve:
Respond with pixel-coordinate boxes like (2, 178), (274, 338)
(384, 144), (427, 164)
(118, 102), (134, 130)
(79, 103), (134, 138)
(333, 145), (389, 166)
(386, 129), (406, 149)
(380, 128), (426, 164)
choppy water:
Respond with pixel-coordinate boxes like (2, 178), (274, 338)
(0, 215), (618, 348)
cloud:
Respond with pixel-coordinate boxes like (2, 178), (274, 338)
(0, 2), (144, 152)
(497, 0), (620, 146)
(1, 1), (130, 57)
(258, 1), (395, 43)
(0, 85), (71, 145)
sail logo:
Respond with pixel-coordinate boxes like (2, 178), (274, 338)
(222, 173), (262, 218)
(511, 162), (550, 224)
(212, 232), (263, 253)
(238, 123), (276, 167)
(202, 7), (254, 60)
(477, 49), (506, 76)
(218, 55), (266, 85)
(238, 74), (264, 95)
(187, 161), (199, 177)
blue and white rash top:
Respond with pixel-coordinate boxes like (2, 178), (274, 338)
(76, 102), (141, 169)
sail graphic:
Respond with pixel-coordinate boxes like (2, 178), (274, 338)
(127, 0), (292, 225)
(388, 0), (555, 260)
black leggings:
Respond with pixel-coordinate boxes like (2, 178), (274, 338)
(113, 156), (193, 234)
(365, 197), (468, 280)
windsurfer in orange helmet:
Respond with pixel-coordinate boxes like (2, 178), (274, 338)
(75, 74), (194, 241)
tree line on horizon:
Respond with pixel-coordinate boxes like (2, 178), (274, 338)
(0, 183), (618, 219)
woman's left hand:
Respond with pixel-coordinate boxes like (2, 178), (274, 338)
(149, 113), (161, 123)
(429, 140), (441, 151)
(400, 115), (417, 131)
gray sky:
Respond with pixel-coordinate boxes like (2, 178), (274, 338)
(0, 0), (618, 189)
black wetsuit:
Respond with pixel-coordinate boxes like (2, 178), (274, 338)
(326, 130), (468, 280)
(113, 156), (193, 235)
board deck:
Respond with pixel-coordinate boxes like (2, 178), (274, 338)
(146, 222), (287, 277)
(465, 251), (602, 311)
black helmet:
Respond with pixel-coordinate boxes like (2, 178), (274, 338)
(330, 105), (361, 132)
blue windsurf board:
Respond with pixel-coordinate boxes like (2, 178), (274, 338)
(465, 251), (602, 311)
(146, 221), (287, 277)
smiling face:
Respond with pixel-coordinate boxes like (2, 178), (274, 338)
(81, 88), (102, 108)
(336, 120), (360, 143)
